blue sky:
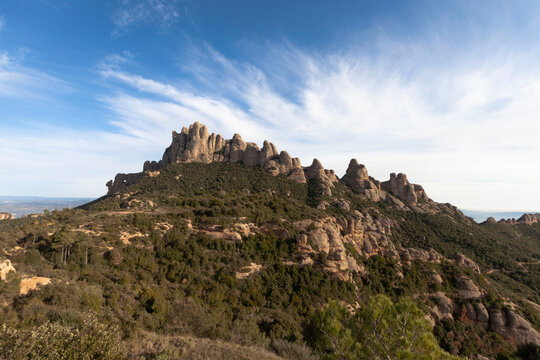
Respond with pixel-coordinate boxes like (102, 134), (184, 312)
(1, 0), (540, 211)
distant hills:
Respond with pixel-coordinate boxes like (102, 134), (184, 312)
(0, 196), (93, 217)
(461, 209), (540, 223)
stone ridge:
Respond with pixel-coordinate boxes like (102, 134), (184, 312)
(487, 213), (540, 225)
(106, 122), (433, 212)
(107, 122), (314, 195)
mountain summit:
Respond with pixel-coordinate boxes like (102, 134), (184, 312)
(107, 122), (453, 215)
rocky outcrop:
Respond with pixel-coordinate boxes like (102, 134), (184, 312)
(488, 309), (540, 345)
(107, 122), (306, 195)
(456, 276), (483, 299)
(497, 213), (540, 225)
(341, 159), (384, 201)
(430, 295), (540, 346)
(454, 253), (481, 274)
(0, 212), (14, 221)
(381, 173), (430, 205)
(0, 259), (16, 281)
(304, 159), (339, 195)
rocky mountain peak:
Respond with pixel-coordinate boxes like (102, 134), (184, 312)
(107, 122), (437, 213)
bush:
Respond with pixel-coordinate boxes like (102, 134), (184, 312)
(0, 315), (126, 360)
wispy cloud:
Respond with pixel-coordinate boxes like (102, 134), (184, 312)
(112, 0), (180, 32)
(0, 16), (5, 32)
(0, 51), (71, 100)
(2, 30), (540, 210)
(95, 41), (540, 210)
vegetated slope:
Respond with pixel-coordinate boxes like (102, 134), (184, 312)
(0, 163), (539, 358)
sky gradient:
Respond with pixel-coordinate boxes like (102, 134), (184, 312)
(1, 0), (539, 211)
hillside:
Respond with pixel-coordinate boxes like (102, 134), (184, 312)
(0, 122), (539, 360)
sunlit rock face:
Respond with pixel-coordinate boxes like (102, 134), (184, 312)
(107, 122), (307, 195)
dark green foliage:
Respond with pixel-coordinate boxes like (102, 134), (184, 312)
(308, 296), (458, 360)
(1, 161), (539, 359)
(434, 319), (512, 357)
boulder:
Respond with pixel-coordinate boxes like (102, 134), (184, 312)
(0, 259), (16, 281)
(456, 276), (483, 299)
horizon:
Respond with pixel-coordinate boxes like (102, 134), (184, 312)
(1, 1), (540, 211)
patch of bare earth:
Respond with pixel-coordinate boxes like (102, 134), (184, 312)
(19, 276), (51, 296)
(236, 263), (263, 280)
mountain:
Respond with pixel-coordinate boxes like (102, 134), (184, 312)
(1, 122), (539, 360)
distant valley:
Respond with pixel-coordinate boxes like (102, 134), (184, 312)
(0, 196), (94, 218)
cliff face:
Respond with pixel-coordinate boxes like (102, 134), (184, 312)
(0, 212), (14, 221)
(106, 122), (437, 213)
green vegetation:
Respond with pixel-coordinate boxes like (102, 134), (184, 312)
(0, 162), (539, 359)
(308, 295), (458, 360)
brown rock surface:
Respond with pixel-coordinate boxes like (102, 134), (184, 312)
(498, 213), (540, 225)
(488, 309), (540, 345)
(20, 276), (51, 296)
(0, 212), (14, 221)
(341, 159), (384, 201)
(455, 253), (481, 274)
(0, 259), (16, 281)
(381, 173), (430, 205)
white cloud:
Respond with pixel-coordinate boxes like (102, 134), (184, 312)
(2, 37), (540, 211)
(94, 43), (540, 211)
(112, 0), (180, 29)
(0, 52), (71, 100)
(0, 16), (5, 32)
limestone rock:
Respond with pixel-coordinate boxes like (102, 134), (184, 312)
(304, 159), (338, 195)
(107, 122), (306, 195)
(0, 212), (14, 221)
(489, 309), (540, 345)
(19, 276), (51, 296)
(455, 253), (481, 274)
(381, 173), (430, 205)
(498, 213), (540, 225)
(341, 159), (384, 201)
(0, 259), (16, 281)
(456, 276), (483, 299)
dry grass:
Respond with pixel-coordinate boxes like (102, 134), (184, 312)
(128, 332), (284, 360)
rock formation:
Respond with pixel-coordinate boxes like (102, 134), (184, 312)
(107, 122), (307, 195)
(381, 173), (430, 205)
(0, 259), (16, 281)
(0, 212), (14, 221)
(497, 213), (540, 225)
(304, 159), (339, 195)
(341, 159), (384, 201)
(429, 294), (540, 346)
(106, 122), (438, 213)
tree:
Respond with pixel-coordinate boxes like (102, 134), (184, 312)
(310, 295), (459, 360)
(51, 227), (76, 265)
(310, 300), (357, 360)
